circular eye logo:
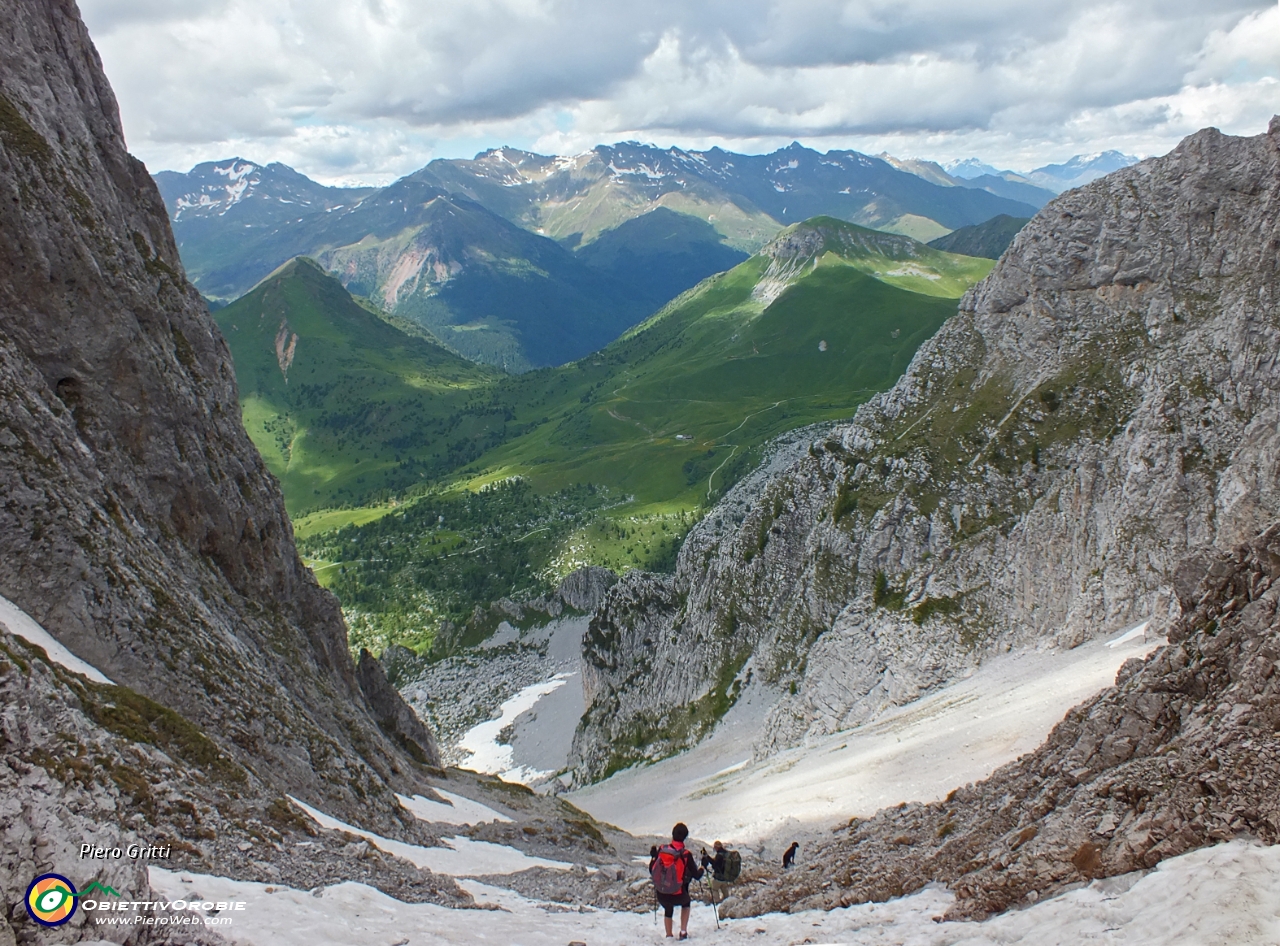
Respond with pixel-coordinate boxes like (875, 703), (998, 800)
(26, 874), (78, 927)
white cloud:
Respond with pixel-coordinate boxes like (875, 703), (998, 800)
(78, 0), (1280, 183)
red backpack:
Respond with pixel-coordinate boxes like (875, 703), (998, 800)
(651, 844), (687, 895)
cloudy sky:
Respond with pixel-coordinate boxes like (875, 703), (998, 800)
(80, 0), (1280, 185)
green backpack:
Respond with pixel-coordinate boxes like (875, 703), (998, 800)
(723, 849), (742, 882)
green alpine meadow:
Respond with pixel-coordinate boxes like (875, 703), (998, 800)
(215, 257), (500, 513)
(215, 216), (992, 654)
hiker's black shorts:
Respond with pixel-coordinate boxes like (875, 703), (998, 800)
(656, 890), (691, 917)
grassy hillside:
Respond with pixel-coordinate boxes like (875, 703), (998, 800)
(215, 257), (500, 514)
(575, 207), (749, 310)
(281, 219), (991, 653)
(928, 214), (1031, 260)
(464, 222), (981, 515)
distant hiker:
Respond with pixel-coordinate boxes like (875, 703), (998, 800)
(783, 841), (799, 869)
(650, 822), (704, 940)
(701, 840), (741, 904)
(701, 840), (727, 904)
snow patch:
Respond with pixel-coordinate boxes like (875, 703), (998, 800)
(606, 161), (669, 181)
(1107, 620), (1150, 647)
(456, 674), (573, 783)
(0, 593), (112, 683)
(287, 796), (569, 876)
(570, 633), (1159, 841)
(883, 265), (942, 281)
(397, 790), (512, 826)
(213, 161), (257, 182)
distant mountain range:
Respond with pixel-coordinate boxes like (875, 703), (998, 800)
(155, 144), (1133, 373)
(883, 149), (1142, 213)
(879, 154), (1058, 211)
(1026, 150), (1141, 189)
(411, 142), (1038, 244)
(941, 150), (1141, 196)
(154, 145), (1036, 369)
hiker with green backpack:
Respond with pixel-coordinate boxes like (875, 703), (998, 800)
(649, 823), (704, 940)
(700, 840), (741, 906)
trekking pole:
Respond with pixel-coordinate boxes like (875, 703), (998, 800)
(703, 879), (720, 930)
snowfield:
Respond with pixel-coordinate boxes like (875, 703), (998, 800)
(456, 673), (575, 784)
(127, 623), (1280, 943)
(569, 629), (1161, 844)
(144, 839), (1280, 945)
(288, 796), (572, 876)
(396, 790), (512, 827)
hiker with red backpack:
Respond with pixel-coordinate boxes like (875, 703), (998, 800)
(649, 823), (704, 940)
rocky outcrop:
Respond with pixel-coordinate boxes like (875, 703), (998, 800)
(0, 1), (444, 935)
(553, 566), (618, 615)
(0, 629), (467, 945)
(357, 649), (441, 766)
(432, 566), (619, 658)
(722, 519), (1280, 919)
(570, 118), (1280, 783)
(0, 0), (439, 811)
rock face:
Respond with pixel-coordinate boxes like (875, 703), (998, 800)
(0, 2), (443, 938)
(357, 649), (440, 765)
(724, 519), (1280, 919)
(0, 629), (467, 945)
(553, 567), (619, 615)
(570, 118), (1280, 784)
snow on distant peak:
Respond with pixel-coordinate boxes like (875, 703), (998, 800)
(213, 160), (258, 181)
(606, 161), (670, 181)
(221, 176), (254, 209)
(945, 157), (1002, 180)
(1031, 151), (1139, 180)
(552, 153), (593, 173)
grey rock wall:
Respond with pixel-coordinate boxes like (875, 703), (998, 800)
(0, 0), (436, 831)
(723, 518), (1280, 919)
(570, 118), (1280, 784)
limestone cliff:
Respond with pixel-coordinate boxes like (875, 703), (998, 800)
(0, 3), (444, 938)
(570, 118), (1280, 783)
(724, 519), (1280, 918)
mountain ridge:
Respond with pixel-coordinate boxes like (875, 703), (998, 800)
(215, 256), (500, 511)
(927, 214), (1031, 259)
(155, 142), (1036, 308)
